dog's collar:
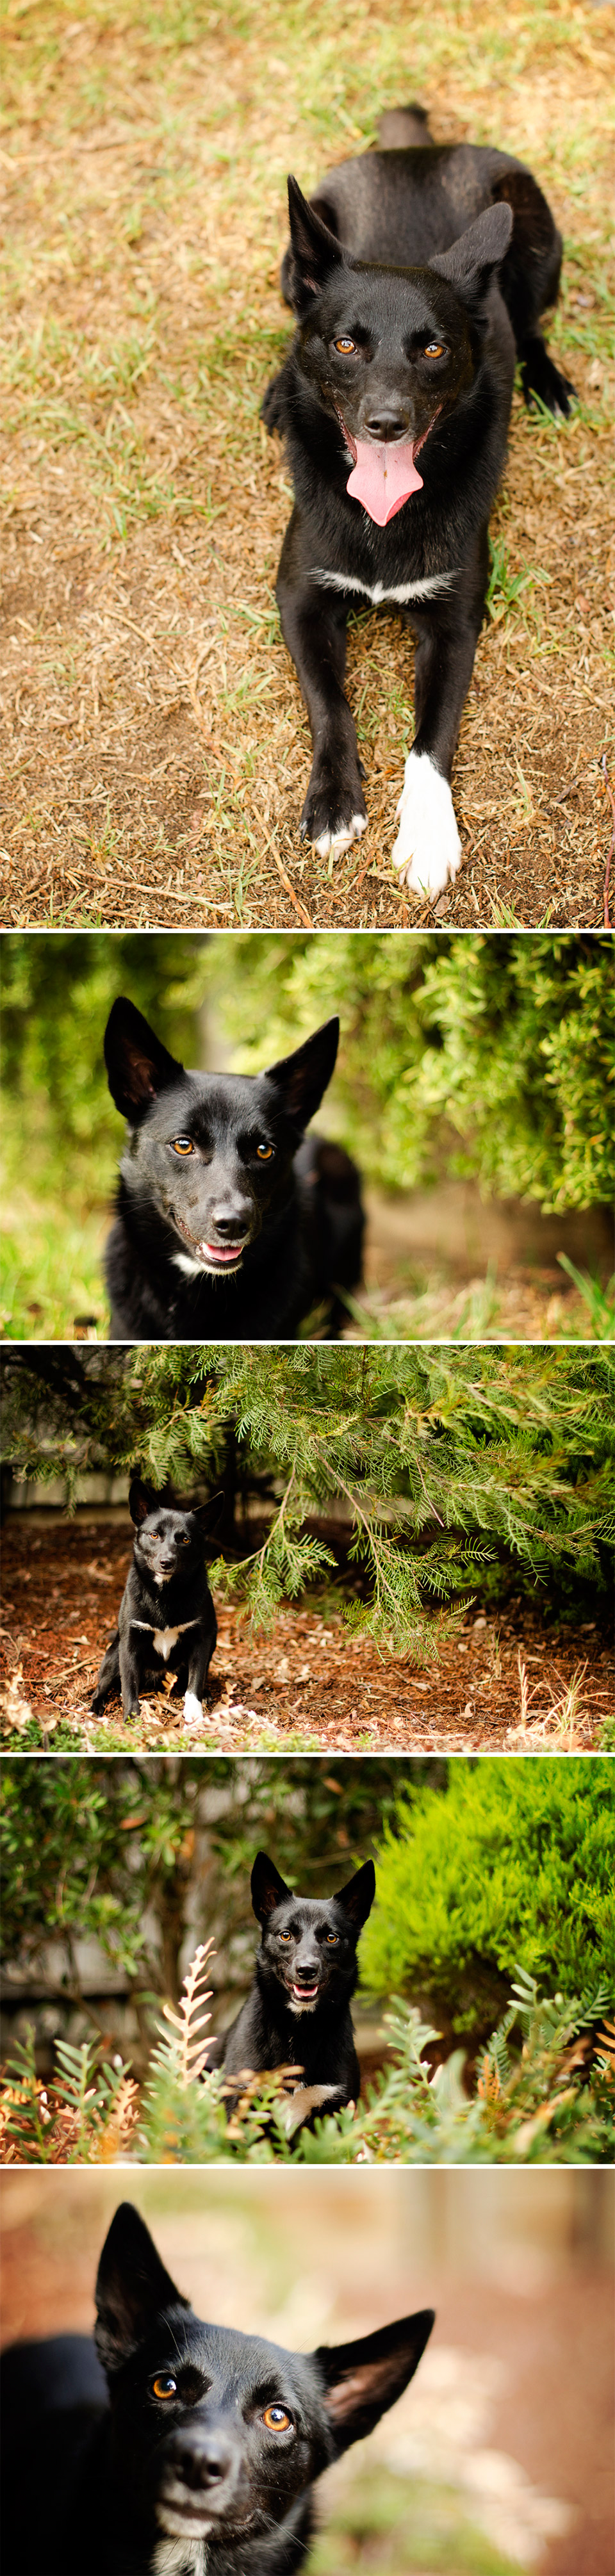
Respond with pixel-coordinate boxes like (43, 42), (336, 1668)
(310, 566), (458, 606)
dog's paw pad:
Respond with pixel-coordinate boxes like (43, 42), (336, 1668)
(314, 811), (368, 858)
(183, 1691), (203, 1724)
(392, 752), (462, 897)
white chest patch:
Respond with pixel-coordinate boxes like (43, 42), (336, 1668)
(312, 566), (457, 607)
(132, 1619), (199, 1661)
(152, 2541), (208, 2576)
(391, 750), (462, 897)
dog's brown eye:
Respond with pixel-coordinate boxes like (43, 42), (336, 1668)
(256, 1143), (274, 1160)
(262, 2405), (292, 2432)
(278, 1930), (292, 1941)
(333, 336), (356, 354)
(152, 2374), (177, 2401)
(325, 1932), (338, 1943)
(424, 341), (445, 357)
(170, 1136), (195, 1155)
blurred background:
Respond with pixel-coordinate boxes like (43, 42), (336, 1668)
(1, 2167), (612, 2576)
(1, 931), (612, 1341)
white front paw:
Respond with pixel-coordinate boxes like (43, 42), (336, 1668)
(391, 751), (462, 896)
(315, 811), (368, 859)
(183, 1690), (203, 1724)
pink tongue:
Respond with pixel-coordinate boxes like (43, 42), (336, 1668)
(346, 438), (423, 526)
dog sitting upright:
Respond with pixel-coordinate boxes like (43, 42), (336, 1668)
(103, 996), (364, 1341)
(0, 2201), (434, 2576)
(209, 1849), (376, 2133)
(262, 102), (575, 898)
(92, 1476), (217, 1724)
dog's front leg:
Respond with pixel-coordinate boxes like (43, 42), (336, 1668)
(393, 583), (484, 900)
(183, 1626), (215, 1727)
(119, 1628), (143, 1721)
(277, 541), (367, 856)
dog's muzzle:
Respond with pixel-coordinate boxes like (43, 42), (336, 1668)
(172, 1211), (250, 1273)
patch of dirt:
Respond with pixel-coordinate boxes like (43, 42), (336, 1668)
(1, 6), (612, 930)
(1, 1518), (611, 1753)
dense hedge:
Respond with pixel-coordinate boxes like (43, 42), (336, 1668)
(361, 1762), (615, 2031)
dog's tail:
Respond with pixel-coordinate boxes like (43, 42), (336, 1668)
(377, 102), (434, 149)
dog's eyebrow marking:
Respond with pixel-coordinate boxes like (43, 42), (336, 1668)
(311, 567), (458, 605)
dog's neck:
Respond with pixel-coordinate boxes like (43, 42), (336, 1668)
(152, 2541), (207, 2576)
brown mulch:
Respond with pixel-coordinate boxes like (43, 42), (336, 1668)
(1, 1517), (611, 1752)
(1, 3), (613, 931)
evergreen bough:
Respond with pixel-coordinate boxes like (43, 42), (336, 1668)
(2, 1344), (612, 1654)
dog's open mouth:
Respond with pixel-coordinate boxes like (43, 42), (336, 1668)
(285, 1976), (321, 2003)
(336, 408), (437, 526)
(173, 1211), (247, 1272)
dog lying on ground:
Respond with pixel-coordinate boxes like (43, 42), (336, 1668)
(103, 997), (364, 1340)
(92, 1477), (217, 1724)
(0, 2201), (435, 2575)
(208, 1848), (375, 2135)
(262, 101), (575, 899)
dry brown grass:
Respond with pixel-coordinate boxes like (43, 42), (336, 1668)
(1, 0), (613, 931)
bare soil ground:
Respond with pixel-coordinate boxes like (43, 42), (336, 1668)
(1, 1517), (611, 1752)
(1, 1), (613, 932)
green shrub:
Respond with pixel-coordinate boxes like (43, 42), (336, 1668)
(1, 1964), (612, 2166)
(361, 1763), (615, 2031)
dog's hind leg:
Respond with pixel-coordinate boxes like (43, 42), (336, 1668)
(377, 102), (435, 148)
(91, 1629), (120, 1713)
(493, 169), (576, 416)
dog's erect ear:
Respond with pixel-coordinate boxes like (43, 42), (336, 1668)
(265, 1016), (340, 1131)
(286, 175), (345, 313)
(314, 2310), (435, 2456)
(128, 1476), (157, 1528)
(334, 1858), (376, 1930)
(104, 997), (184, 1124)
(95, 2204), (190, 2377)
(429, 200), (512, 309)
(251, 1850), (291, 1923)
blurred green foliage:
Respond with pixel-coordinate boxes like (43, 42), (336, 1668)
(361, 1763), (615, 2030)
(1, 931), (612, 1212)
(0, 1754), (416, 2011)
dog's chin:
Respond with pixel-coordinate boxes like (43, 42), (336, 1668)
(170, 1216), (251, 1279)
(157, 2503), (215, 2539)
(158, 2495), (255, 2541)
(284, 1978), (324, 2012)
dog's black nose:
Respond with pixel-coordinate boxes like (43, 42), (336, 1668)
(365, 411), (408, 443)
(213, 1211), (250, 1240)
(171, 2433), (236, 2491)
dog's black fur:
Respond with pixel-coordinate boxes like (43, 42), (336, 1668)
(209, 1850), (376, 2133)
(0, 2202), (434, 2575)
(92, 1477), (217, 1724)
(103, 998), (364, 1341)
(261, 102), (575, 894)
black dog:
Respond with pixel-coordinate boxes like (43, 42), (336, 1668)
(92, 1477), (217, 1724)
(103, 997), (364, 1341)
(262, 101), (575, 898)
(0, 2202), (434, 2575)
(209, 1850), (375, 2134)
